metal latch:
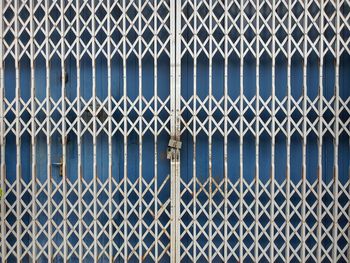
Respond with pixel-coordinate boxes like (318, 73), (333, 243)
(168, 138), (182, 149)
(167, 138), (181, 159)
(52, 158), (63, 176)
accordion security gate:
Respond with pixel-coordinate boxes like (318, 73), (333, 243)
(0, 0), (349, 262)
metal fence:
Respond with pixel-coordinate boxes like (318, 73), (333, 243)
(0, 0), (349, 262)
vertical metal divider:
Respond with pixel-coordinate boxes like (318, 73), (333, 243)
(30, 0), (37, 260)
(169, 0), (176, 260)
(0, 0), (5, 259)
(301, 0), (308, 260)
(60, 0), (68, 260)
(223, 0), (228, 261)
(137, 0), (143, 260)
(75, 0), (82, 261)
(192, 0), (198, 260)
(91, 0), (98, 260)
(208, 0), (213, 261)
(317, 0), (324, 261)
(59, 0), (68, 260)
(285, 0), (292, 261)
(14, 0), (22, 259)
(239, 0), (244, 260)
(254, 0), (260, 260)
(176, 0), (182, 260)
(170, 0), (181, 261)
(153, 0), (159, 260)
(122, 0), (128, 260)
(270, 0), (276, 260)
(106, 0), (113, 261)
(332, 0), (340, 260)
(45, 1), (52, 260)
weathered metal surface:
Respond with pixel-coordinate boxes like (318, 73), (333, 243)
(0, 0), (350, 262)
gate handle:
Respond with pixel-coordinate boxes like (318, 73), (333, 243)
(52, 158), (63, 176)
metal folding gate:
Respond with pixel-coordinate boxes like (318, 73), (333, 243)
(0, 0), (350, 262)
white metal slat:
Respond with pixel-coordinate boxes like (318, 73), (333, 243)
(153, 0), (159, 260)
(122, 0), (128, 260)
(0, 0), (4, 260)
(301, 0), (308, 261)
(223, 0), (228, 261)
(29, 0), (36, 260)
(170, 0), (180, 262)
(332, 1), (340, 261)
(45, 0), (52, 260)
(286, 0), (292, 261)
(191, 0), (198, 260)
(91, 0), (97, 260)
(137, 1), (143, 260)
(239, 0), (244, 260)
(106, 0), (112, 260)
(317, 1), (324, 261)
(60, 0), (67, 260)
(270, 0), (276, 261)
(254, 0), (261, 261)
(75, 1), (82, 261)
(208, 0), (213, 261)
(15, 0), (21, 260)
